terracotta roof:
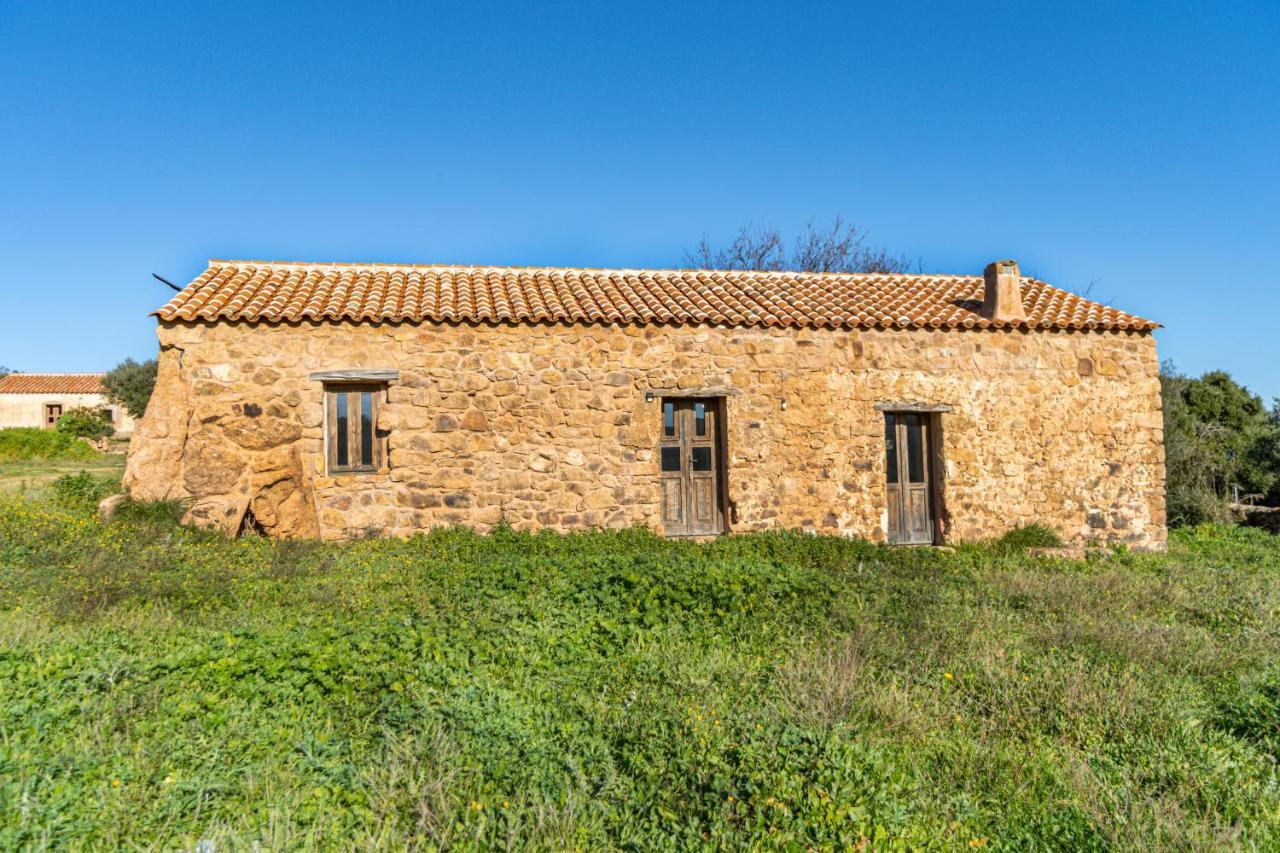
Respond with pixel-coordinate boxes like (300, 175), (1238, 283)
(0, 373), (105, 394)
(155, 260), (1158, 333)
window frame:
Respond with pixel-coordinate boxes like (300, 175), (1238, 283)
(324, 383), (386, 474)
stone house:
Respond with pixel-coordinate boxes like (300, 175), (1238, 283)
(124, 258), (1166, 548)
(0, 373), (136, 436)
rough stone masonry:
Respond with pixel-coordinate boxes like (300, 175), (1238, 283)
(124, 258), (1165, 549)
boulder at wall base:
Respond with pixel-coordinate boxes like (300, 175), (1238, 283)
(184, 495), (250, 534)
(250, 478), (318, 538)
(181, 438), (246, 496)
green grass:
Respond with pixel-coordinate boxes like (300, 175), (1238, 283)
(0, 428), (123, 499)
(0, 489), (1278, 849)
(0, 427), (103, 463)
(0, 456), (124, 497)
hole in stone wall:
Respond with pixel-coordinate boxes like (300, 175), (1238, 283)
(237, 504), (267, 538)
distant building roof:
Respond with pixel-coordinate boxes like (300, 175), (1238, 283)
(155, 259), (1159, 333)
(0, 373), (105, 394)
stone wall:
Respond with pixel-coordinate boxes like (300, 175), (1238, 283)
(124, 319), (1166, 548)
(0, 392), (137, 435)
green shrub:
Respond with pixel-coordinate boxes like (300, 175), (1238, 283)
(50, 471), (121, 512)
(54, 406), (114, 440)
(1167, 484), (1233, 527)
(110, 496), (190, 528)
(0, 427), (100, 461)
(993, 523), (1064, 553)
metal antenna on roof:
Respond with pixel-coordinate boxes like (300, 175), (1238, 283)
(152, 273), (181, 292)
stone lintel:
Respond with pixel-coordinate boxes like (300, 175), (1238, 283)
(873, 401), (954, 413)
(309, 369), (400, 383)
(645, 387), (740, 399)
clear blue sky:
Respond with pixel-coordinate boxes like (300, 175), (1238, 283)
(2, 1), (1277, 401)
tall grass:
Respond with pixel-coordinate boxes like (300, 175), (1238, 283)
(0, 495), (1277, 849)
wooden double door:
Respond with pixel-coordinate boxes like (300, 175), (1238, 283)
(884, 412), (938, 544)
(659, 398), (725, 536)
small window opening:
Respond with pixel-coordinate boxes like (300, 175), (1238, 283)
(326, 383), (386, 473)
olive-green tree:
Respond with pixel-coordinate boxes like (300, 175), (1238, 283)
(102, 358), (158, 419)
(1161, 363), (1280, 525)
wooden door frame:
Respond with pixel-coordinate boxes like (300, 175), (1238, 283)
(883, 410), (945, 545)
(657, 396), (728, 537)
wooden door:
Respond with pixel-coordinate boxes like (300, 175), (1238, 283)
(884, 412), (935, 544)
(658, 398), (724, 536)
(44, 404), (63, 428)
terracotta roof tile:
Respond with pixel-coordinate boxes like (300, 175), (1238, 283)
(0, 373), (105, 394)
(155, 260), (1159, 334)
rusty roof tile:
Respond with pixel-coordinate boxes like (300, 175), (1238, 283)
(0, 373), (106, 394)
(154, 260), (1159, 334)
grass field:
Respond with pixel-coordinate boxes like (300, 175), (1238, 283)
(0, 455), (125, 495)
(1, 463), (1278, 849)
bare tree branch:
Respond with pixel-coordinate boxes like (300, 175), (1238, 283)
(684, 216), (911, 273)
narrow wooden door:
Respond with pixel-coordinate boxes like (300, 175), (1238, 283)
(884, 412), (935, 544)
(45, 404), (62, 428)
(658, 398), (724, 536)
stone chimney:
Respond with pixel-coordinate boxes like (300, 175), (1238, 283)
(981, 259), (1026, 323)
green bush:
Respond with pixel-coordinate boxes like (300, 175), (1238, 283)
(54, 406), (114, 440)
(110, 496), (189, 528)
(1167, 483), (1233, 527)
(0, 427), (100, 462)
(993, 523), (1064, 553)
(50, 471), (121, 512)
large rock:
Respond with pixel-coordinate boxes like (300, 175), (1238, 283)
(182, 436), (246, 495)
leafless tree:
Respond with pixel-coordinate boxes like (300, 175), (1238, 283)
(684, 217), (913, 274)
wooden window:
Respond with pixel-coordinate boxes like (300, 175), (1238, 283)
(325, 384), (386, 473)
(44, 403), (63, 428)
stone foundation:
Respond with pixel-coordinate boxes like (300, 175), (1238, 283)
(124, 320), (1166, 548)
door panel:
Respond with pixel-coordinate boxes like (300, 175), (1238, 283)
(885, 412), (937, 544)
(659, 401), (686, 529)
(692, 478), (716, 525)
(659, 398), (724, 536)
(661, 478), (685, 526)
